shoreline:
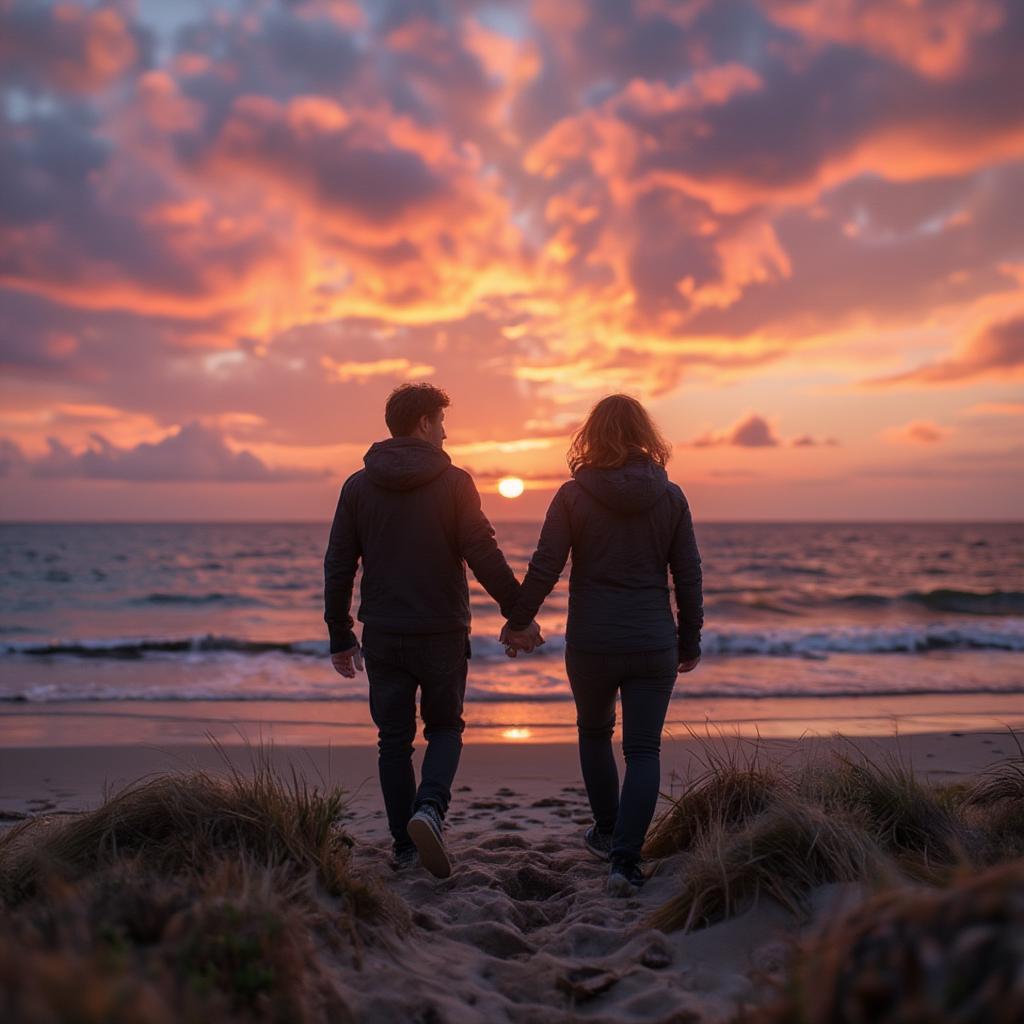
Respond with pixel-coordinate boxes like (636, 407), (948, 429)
(2, 691), (1023, 748)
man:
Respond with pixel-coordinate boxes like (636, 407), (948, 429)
(325, 383), (541, 877)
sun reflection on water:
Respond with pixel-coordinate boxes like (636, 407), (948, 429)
(501, 727), (532, 740)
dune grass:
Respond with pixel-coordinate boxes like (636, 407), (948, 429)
(648, 734), (1024, 933)
(644, 738), (790, 859)
(0, 744), (403, 1023)
(749, 859), (1024, 1024)
(648, 798), (885, 932)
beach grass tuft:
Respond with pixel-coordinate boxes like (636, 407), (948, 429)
(649, 798), (884, 932)
(749, 859), (1024, 1024)
(644, 733), (793, 859)
(649, 738), (1024, 934)
(0, 745), (402, 1023)
(0, 742), (382, 913)
(802, 747), (968, 877)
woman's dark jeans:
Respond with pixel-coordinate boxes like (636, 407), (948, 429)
(361, 627), (469, 850)
(566, 646), (677, 863)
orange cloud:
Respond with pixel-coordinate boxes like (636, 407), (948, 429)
(871, 313), (1024, 385)
(320, 356), (436, 383)
(883, 420), (952, 444)
(762, 0), (1004, 79)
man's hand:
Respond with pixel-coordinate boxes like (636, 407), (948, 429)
(678, 655), (700, 674)
(499, 621), (545, 658)
(331, 645), (364, 678)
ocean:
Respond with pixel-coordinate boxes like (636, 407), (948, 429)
(1, 521), (1022, 716)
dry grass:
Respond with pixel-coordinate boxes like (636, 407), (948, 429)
(750, 859), (1024, 1024)
(801, 747), (969, 877)
(962, 736), (1024, 863)
(0, 743), (381, 915)
(649, 736), (1024, 934)
(649, 798), (886, 932)
(0, 861), (355, 1024)
(645, 735), (794, 859)
(0, 745), (403, 1023)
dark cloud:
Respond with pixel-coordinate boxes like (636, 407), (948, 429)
(692, 413), (780, 447)
(0, 0), (152, 93)
(1, 422), (324, 482)
(208, 99), (449, 226)
(689, 414), (838, 448)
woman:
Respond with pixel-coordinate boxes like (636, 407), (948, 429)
(502, 395), (703, 895)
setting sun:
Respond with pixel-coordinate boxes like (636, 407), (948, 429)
(497, 477), (525, 499)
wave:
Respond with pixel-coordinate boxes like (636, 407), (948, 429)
(903, 589), (1024, 615)
(6, 621), (1024, 662)
(4, 683), (1024, 704)
(1, 636), (327, 659)
(837, 589), (1024, 615)
(130, 593), (268, 608)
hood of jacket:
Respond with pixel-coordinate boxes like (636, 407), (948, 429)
(363, 437), (451, 491)
(573, 456), (669, 513)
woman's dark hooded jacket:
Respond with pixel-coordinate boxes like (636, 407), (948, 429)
(506, 456), (702, 660)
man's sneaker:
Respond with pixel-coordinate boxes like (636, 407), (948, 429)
(406, 803), (451, 879)
(607, 858), (645, 897)
(583, 824), (614, 861)
(390, 844), (418, 871)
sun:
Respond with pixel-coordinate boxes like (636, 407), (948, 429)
(497, 476), (525, 499)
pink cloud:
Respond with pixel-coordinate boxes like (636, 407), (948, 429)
(871, 313), (1024, 385)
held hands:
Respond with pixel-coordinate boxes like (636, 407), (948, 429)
(331, 645), (364, 678)
(499, 621), (545, 658)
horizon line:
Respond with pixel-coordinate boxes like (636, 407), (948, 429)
(2, 518), (1021, 527)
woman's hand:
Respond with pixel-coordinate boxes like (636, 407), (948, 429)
(678, 656), (700, 674)
(499, 622), (545, 657)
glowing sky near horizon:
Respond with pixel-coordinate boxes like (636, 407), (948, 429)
(1, 0), (1022, 521)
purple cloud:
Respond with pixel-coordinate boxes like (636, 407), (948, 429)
(1, 422), (324, 482)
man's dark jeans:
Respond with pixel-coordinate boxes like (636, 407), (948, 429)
(565, 646), (677, 863)
(361, 627), (468, 851)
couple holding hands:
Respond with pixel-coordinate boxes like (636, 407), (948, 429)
(325, 385), (702, 895)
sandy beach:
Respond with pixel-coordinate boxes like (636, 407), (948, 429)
(3, 728), (1020, 1021)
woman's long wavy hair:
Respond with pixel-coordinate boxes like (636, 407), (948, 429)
(567, 394), (673, 474)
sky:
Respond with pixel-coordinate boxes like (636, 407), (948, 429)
(1, 0), (1022, 522)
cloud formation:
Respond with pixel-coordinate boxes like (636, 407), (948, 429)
(882, 421), (951, 445)
(691, 414), (780, 448)
(0, 422), (324, 482)
(0, 0), (1021, 517)
(871, 313), (1024, 385)
(689, 414), (839, 448)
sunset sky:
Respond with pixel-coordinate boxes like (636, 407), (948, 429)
(2, 0), (1022, 521)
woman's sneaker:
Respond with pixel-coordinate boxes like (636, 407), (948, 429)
(607, 858), (645, 897)
(583, 825), (614, 861)
(406, 803), (452, 879)
(390, 843), (419, 871)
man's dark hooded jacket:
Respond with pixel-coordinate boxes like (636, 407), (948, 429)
(506, 456), (702, 660)
(324, 438), (520, 653)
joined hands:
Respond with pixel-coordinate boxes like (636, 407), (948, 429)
(499, 621), (545, 657)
